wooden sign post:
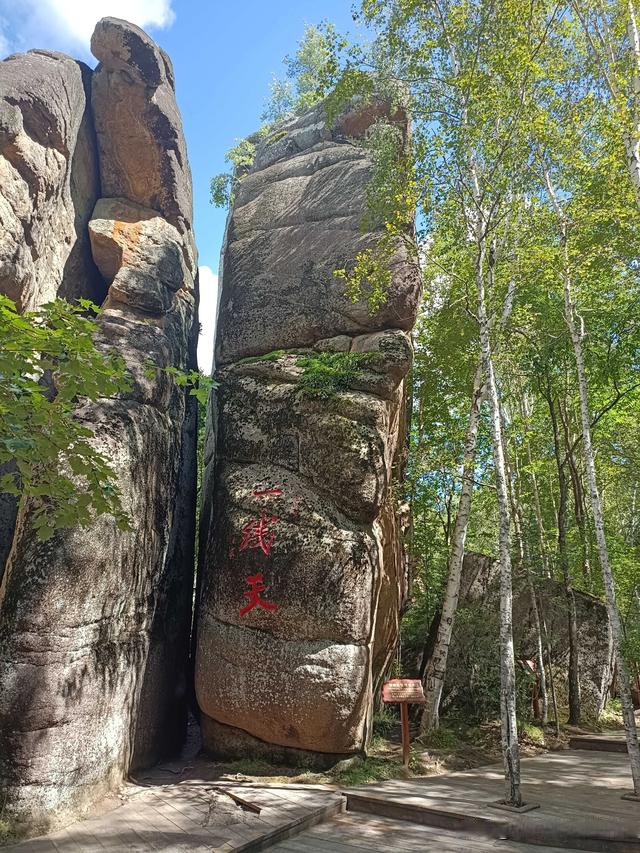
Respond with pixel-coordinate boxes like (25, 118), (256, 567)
(381, 678), (426, 768)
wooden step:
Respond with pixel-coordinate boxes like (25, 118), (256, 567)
(569, 736), (628, 753)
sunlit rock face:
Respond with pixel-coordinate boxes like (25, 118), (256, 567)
(0, 49), (104, 312)
(0, 19), (198, 830)
(196, 99), (421, 761)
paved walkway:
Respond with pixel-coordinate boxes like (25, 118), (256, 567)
(4, 746), (638, 851)
(268, 812), (585, 852)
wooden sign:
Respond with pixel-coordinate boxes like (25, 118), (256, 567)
(382, 679), (426, 705)
(381, 679), (425, 768)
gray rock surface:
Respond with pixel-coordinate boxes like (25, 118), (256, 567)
(0, 20), (198, 831)
(196, 99), (420, 758)
(0, 49), (103, 311)
(215, 101), (420, 365)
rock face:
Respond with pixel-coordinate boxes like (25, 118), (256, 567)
(0, 19), (197, 830)
(0, 49), (103, 311)
(196, 101), (421, 760)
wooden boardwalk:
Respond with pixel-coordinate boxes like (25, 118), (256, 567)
(4, 781), (342, 852)
(344, 750), (640, 850)
(4, 746), (639, 851)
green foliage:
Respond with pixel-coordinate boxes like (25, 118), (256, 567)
(372, 707), (397, 738)
(262, 25), (336, 123)
(162, 367), (217, 406)
(296, 351), (378, 399)
(520, 722), (546, 745)
(334, 240), (394, 313)
(0, 296), (131, 538)
(210, 137), (258, 208)
(419, 726), (460, 750)
(239, 349), (287, 364)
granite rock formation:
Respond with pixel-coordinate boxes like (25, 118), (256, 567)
(0, 18), (197, 830)
(196, 100), (421, 761)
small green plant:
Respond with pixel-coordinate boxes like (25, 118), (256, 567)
(372, 707), (397, 738)
(419, 726), (460, 750)
(210, 137), (259, 208)
(266, 129), (288, 146)
(238, 349), (288, 365)
(296, 351), (377, 399)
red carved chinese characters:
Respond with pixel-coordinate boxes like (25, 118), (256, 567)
(239, 512), (278, 557)
(239, 573), (279, 616)
(237, 486), (283, 616)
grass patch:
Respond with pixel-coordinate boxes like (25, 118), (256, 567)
(330, 756), (409, 786)
(520, 722), (546, 746)
(222, 758), (277, 776)
(266, 129), (288, 145)
(238, 349), (288, 365)
(296, 351), (378, 399)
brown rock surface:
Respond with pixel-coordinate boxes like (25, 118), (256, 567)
(215, 101), (420, 365)
(196, 99), (420, 758)
(90, 17), (195, 269)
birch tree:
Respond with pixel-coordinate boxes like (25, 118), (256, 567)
(324, 0), (566, 805)
(572, 0), (640, 209)
(544, 168), (640, 794)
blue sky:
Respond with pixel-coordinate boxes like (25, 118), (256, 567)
(0, 0), (359, 368)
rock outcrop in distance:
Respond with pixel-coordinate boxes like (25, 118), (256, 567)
(196, 100), (422, 761)
(440, 553), (613, 722)
(0, 19), (198, 831)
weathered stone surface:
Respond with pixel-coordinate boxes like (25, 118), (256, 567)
(89, 197), (187, 313)
(196, 99), (419, 758)
(0, 19), (198, 831)
(90, 17), (194, 269)
(215, 100), (421, 365)
(0, 49), (103, 310)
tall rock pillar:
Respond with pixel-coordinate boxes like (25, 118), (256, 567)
(0, 18), (198, 829)
(196, 100), (421, 761)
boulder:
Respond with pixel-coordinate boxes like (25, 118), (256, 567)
(0, 20), (198, 831)
(196, 98), (420, 759)
(0, 49), (103, 311)
(90, 17), (195, 270)
(440, 553), (613, 723)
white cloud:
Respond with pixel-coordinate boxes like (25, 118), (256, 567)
(197, 266), (219, 375)
(0, 0), (174, 58)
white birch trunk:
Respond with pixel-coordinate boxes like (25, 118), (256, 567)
(477, 243), (522, 807)
(421, 360), (484, 731)
(562, 244), (640, 796)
